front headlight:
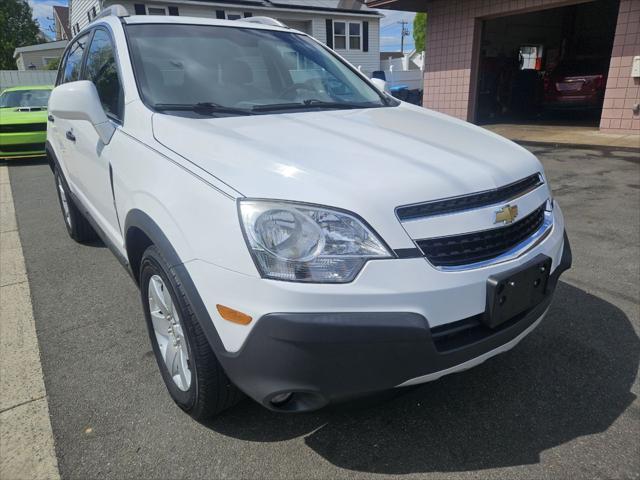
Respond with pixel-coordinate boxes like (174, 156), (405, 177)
(239, 200), (392, 283)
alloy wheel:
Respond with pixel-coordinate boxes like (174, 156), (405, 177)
(148, 274), (192, 391)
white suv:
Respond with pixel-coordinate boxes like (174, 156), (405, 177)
(47, 7), (571, 418)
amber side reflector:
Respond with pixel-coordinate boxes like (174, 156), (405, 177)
(216, 304), (252, 325)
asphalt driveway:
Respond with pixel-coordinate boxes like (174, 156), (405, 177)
(8, 145), (640, 479)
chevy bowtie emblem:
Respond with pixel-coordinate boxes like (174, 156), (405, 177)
(495, 204), (519, 224)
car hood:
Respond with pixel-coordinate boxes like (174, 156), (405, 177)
(152, 104), (542, 211)
(0, 107), (47, 125)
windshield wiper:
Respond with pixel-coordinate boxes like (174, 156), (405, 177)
(252, 100), (376, 112)
(153, 102), (254, 116)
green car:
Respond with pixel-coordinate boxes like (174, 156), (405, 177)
(0, 85), (53, 159)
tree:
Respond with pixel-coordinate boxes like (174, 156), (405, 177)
(0, 0), (41, 69)
(45, 57), (60, 70)
(413, 13), (427, 53)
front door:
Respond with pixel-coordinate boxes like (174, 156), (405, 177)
(72, 27), (125, 245)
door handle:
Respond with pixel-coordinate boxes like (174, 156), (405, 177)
(47, 114), (54, 123)
(65, 130), (76, 142)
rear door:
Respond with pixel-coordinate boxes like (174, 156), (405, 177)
(52, 33), (91, 185)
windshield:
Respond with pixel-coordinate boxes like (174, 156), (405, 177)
(0, 89), (51, 108)
(125, 24), (389, 115)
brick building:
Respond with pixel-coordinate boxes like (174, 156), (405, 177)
(368, 0), (640, 134)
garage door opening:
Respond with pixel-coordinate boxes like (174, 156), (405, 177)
(475, 0), (619, 127)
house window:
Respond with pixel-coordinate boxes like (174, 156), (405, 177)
(349, 23), (361, 50)
(334, 21), (346, 49)
(42, 56), (57, 67)
(333, 21), (361, 51)
(147, 5), (167, 15)
(226, 11), (242, 20)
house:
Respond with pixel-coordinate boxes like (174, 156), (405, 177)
(406, 49), (424, 70)
(13, 40), (69, 71)
(53, 5), (71, 40)
(11, 6), (71, 71)
(367, 0), (640, 134)
(69, 0), (382, 75)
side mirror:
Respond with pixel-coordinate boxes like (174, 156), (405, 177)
(370, 77), (387, 92)
(49, 81), (115, 145)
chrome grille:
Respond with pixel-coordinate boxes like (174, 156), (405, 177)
(0, 123), (47, 134)
(416, 204), (546, 267)
(396, 174), (543, 221)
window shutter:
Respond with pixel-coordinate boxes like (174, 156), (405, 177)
(363, 21), (369, 52)
(244, 12), (252, 17)
(325, 19), (333, 48)
(216, 10), (225, 19)
(168, 6), (179, 15)
(134, 4), (146, 15)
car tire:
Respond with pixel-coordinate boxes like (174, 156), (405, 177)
(140, 245), (243, 420)
(54, 168), (97, 242)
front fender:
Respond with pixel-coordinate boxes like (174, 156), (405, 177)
(123, 208), (228, 355)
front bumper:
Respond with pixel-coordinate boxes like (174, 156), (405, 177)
(0, 131), (47, 158)
(211, 231), (571, 412)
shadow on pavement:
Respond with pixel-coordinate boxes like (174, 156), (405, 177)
(206, 281), (638, 474)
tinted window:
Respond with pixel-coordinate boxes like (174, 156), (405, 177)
(0, 89), (51, 108)
(84, 29), (124, 119)
(61, 34), (90, 83)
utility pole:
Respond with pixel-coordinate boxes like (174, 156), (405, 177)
(397, 20), (410, 53)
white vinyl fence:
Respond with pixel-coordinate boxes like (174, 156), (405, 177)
(385, 69), (423, 91)
(0, 70), (57, 90)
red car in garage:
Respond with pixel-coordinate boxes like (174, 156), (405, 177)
(544, 60), (608, 110)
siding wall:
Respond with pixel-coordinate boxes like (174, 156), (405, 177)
(421, 0), (639, 133)
(69, 0), (380, 73)
(599, 0), (640, 133)
(70, 0), (101, 34)
(14, 48), (67, 71)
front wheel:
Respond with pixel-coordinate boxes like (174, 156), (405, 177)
(139, 245), (242, 420)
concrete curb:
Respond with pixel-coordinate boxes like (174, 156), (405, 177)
(0, 165), (60, 480)
(515, 140), (640, 156)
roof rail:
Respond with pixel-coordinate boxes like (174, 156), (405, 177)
(238, 16), (287, 28)
(95, 4), (129, 20)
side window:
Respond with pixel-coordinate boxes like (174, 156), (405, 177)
(84, 29), (124, 120)
(61, 34), (90, 84)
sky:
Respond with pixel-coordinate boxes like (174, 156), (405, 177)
(29, 0), (415, 51)
(379, 9), (416, 53)
(30, 0), (68, 40)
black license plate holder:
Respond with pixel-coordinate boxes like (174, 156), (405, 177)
(483, 254), (552, 329)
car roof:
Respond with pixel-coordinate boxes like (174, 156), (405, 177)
(122, 15), (294, 34)
(1, 85), (53, 93)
